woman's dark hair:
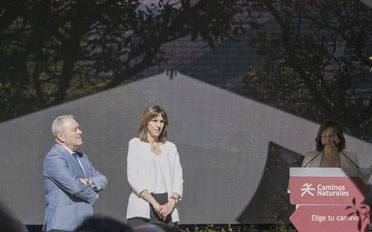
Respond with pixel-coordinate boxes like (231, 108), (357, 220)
(315, 120), (346, 151)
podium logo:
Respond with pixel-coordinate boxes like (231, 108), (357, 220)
(300, 183), (349, 197)
(317, 184), (349, 197)
(301, 183), (315, 197)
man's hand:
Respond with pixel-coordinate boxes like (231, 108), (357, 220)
(79, 178), (96, 187)
(87, 179), (96, 187)
(159, 199), (176, 220)
(79, 178), (88, 185)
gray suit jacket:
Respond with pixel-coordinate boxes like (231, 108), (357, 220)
(301, 150), (359, 168)
(42, 144), (107, 231)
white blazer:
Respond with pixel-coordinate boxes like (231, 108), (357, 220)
(126, 138), (184, 222)
(301, 150), (359, 168)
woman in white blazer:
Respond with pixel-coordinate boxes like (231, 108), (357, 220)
(127, 106), (183, 227)
(302, 120), (359, 168)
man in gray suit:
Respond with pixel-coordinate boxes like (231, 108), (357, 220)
(43, 115), (107, 232)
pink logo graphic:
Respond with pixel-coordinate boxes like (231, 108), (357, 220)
(290, 204), (370, 232)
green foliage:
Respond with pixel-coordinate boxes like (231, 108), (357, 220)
(258, 220), (297, 232)
(184, 224), (237, 232)
(244, 0), (372, 140)
(0, 0), (243, 122)
(180, 223), (297, 232)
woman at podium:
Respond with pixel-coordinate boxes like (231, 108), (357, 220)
(302, 120), (359, 168)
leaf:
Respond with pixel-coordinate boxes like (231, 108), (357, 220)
(347, 212), (355, 217)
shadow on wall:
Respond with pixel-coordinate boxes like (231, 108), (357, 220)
(237, 142), (303, 224)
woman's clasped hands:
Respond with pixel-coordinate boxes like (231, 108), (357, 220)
(153, 198), (176, 221)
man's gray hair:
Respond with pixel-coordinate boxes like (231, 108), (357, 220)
(51, 115), (75, 139)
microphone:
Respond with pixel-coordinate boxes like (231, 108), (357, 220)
(333, 141), (359, 168)
(304, 144), (325, 167)
(332, 141), (342, 151)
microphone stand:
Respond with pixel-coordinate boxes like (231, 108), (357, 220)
(333, 141), (359, 168)
(304, 144), (325, 167)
